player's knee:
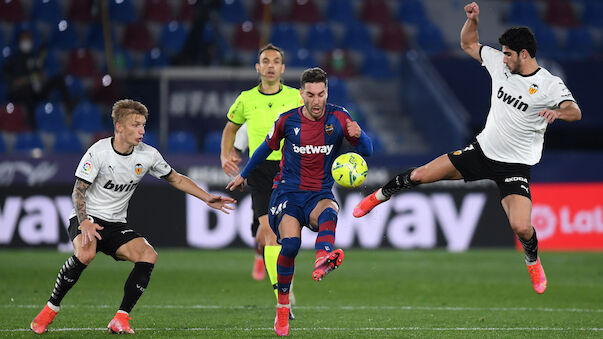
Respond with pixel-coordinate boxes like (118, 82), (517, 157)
(318, 207), (338, 223)
(510, 219), (532, 239)
(280, 237), (301, 258)
(75, 251), (96, 265)
(142, 245), (158, 264)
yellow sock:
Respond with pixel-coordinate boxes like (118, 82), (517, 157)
(264, 245), (281, 301)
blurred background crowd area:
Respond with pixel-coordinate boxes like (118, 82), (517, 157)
(0, 0), (601, 156)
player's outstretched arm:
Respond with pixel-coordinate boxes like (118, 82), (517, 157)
(460, 2), (482, 62)
(346, 119), (373, 156)
(538, 101), (582, 124)
(165, 171), (236, 213)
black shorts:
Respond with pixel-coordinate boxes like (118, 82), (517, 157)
(246, 160), (280, 236)
(447, 141), (532, 200)
(68, 216), (143, 261)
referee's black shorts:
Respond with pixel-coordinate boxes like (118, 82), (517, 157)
(68, 216), (143, 261)
(447, 141), (532, 200)
(246, 160), (281, 236)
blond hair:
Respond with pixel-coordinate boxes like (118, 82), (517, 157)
(111, 99), (149, 127)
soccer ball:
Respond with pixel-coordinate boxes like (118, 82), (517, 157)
(331, 152), (368, 188)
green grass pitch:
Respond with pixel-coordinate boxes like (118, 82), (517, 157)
(1, 249), (601, 338)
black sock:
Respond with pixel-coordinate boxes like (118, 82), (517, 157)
(48, 255), (87, 307)
(518, 227), (538, 263)
(382, 167), (420, 198)
(119, 262), (154, 313)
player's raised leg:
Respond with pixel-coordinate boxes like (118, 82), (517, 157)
(31, 234), (93, 334)
(310, 200), (344, 281)
(354, 154), (462, 217)
(501, 194), (547, 294)
(274, 215), (302, 336)
(108, 238), (157, 334)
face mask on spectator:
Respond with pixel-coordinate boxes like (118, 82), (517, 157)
(19, 39), (33, 53)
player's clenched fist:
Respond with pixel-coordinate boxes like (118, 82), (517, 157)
(346, 119), (361, 138)
(465, 2), (479, 20)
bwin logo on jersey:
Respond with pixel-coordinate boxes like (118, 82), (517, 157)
(497, 86), (528, 112)
(292, 143), (334, 155)
(103, 180), (139, 192)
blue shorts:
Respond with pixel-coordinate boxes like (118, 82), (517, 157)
(268, 188), (337, 241)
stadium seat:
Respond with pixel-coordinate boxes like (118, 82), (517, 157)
(65, 75), (86, 100)
(0, 82), (6, 103)
(143, 0), (172, 22)
(108, 0), (137, 24)
(159, 21), (189, 56)
(305, 23), (336, 52)
(142, 130), (159, 148)
(92, 75), (122, 105)
(417, 23), (448, 56)
(66, 49), (97, 78)
(0, 46), (11, 70)
(43, 49), (61, 78)
(30, 0), (63, 24)
(68, 0), (95, 23)
(202, 130), (222, 153)
(508, 0), (541, 27)
(220, 0), (248, 23)
(533, 24), (559, 58)
(233, 21), (260, 51)
(360, 0), (392, 25)
(178, 0), (196, 21)
(269, 23), (300, 53)
(342, 22), (374, 52)
(327, 77), (350, 105)
(325, 0), (357, 25)
(71, 100), (104, 133)
(582, 1), (603, 28)
(167, 131), (198, 153)
(49, 20), (80, 50)
(9, 22), (41, 51)
(397, 0), (430, 26)
(0, 133), (5, 153)
(288, 48), (317, 69)
(564, 28), (595, 59)
(14, 132), (44, 153)
(323, 49), (357, 78)
(252, 0), (288, 23)
(122, 22), (154, 51)
(84, 23), (117, 51)
(289, 0), (321, 23)
(34, 102), (66, 132)
(361, 48), (393, 79)
(53, 130), (82, 153)
(0, 103), (28, 133)
(545, 0), (579, 27)
(142, 48), (169, 69)
(0, 0), (25, 22)
(104, 48), (134, 73)
(378, 22), (408, 52)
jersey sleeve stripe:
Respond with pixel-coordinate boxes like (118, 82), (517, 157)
(75, 176), (92, 185)
(557, 99), (577, 107)
(160, 168), (173, 179)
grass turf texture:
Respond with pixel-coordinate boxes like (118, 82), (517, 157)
(1, 249), (601, 338)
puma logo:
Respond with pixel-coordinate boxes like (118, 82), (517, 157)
(520, 185), (529, 193)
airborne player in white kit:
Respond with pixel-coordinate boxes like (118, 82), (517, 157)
(354, 2), (581, 294)
(30, 99), (236, 334)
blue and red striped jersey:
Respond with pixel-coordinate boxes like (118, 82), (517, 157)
(266, 103), (360, 192)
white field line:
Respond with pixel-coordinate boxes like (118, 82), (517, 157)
(2, 304), (601, 313)
(1, 327), (601, 332)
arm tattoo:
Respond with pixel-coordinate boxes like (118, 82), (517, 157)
(72, 179), (90, 223)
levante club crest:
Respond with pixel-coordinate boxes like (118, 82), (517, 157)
(325, 124), (334, 135)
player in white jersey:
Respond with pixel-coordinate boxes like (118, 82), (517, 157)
(353, 1), (581, 295)
(30, 99), (236, 334)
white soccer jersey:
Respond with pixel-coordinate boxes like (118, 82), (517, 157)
(476, 46), (576, 165)
(70, 137), (172, 223)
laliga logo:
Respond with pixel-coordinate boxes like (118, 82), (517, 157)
(531, 205), (557, 240)
(532, 204), (603, 240)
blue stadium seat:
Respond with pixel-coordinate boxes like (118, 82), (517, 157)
(142, 131), (159, 148)
(325, 0), (357, 25)
(159, 21), (188, 56)
(44, 49), (61, 77)
(397, 0), (430, 26)
(203, 130), (222, 154)
(142, 48), (169, 69)
(288, 48), (318, 68)
(104, 48), (134, 72)
(220, 0), (248, 23)
(0, 46), (10, 70)
(0, 134), (5, 153)
(270, 23), (300, 53)
(305, 23), (336, 52)
(583, 1), (603, 28)
(361, 48), (393, 79)
(327, 77), (350, 105)
(49, 20), (80, 50)
(14, 132), (44, 153)
(53, 130), (82, 153)
(35, 102), (66, 132)
(0, 80), (6, 103)
(30, 0), (63, 24)
(65, 75), (86, 99)
(508, 0), (541, 27)
(85, 23), (117, 51)
(533, 24), (559, 58)
(108, 0), (136, 23)
(71, 100), (104, 133)
(417, 23), (448, 55)
(167, 131), (198, 153)
(564, 28), (595, 59)
(342, 22), (373, 52)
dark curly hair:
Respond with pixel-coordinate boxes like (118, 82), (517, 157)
(499, 27), (537, 57)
